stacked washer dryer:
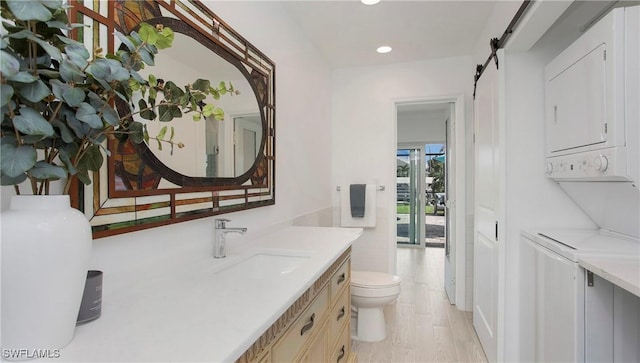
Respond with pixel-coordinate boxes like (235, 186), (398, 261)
(521, 5), (639, 363)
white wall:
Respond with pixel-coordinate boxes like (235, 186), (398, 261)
(0, 2), (335, 279)
(331, 56), (473, 283)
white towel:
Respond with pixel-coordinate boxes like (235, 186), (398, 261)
(340, 184), (376, 227)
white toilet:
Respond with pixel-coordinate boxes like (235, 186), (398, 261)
(350, 270), (401, 342)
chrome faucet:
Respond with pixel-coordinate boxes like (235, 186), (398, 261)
(213, 219), (247, 258)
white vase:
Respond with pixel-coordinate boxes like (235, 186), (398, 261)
(1, 195), (92, 358)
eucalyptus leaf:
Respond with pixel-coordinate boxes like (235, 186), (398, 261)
(106, 59), (130, 81)
(73, 169), (89, 184)
(36, 52), (52, 67)
(62, 87), (85, 107)
(157, 126), (167, 141)
(27, 35), (62, 61)
(213, 108), (224, 121)
(52, 118), (75, 143)
(192, 79), (210, 92)
(18, 80), (50, 103)
(170, 105), (182, 118)
(54, 34), (84, 47)
(0, 84), (14, 108)
(7, 71), (38, 83)
(138, 24), (158, 45)
(0, 143), (37, 177)
(41, 0), (64, 10)
(148, 74), (157, 87)
(60, 59), (84, 82)
(115, 31), (136, 52)
(36, 69), (59, 78)
(87, 59), (110, 80)
(138, 48), (154, 66)
(78, 144), (103, 171)
(102, 105), (119, 126)
(158, 103), (173, 122)
(128, 121), (144, 144)
(0, 50), (20, 77)
(63, 108), (88, 138)
(75, 102), (103, 128)
(130, 69), (145, 83)
(13, 107), (55, 137)
(45, 20), (69, 30)
(6, 0), (53, 22)
(58, 149), (78, 175)
(65, 44), (89, 69)
(202, 103), (214, 117)
(28, 161), (67, 180)
(139, 99), (155, 120)
(155, 27), (174, 49)
(49, 79), (67, 100)
(143, 125), (150, 144)
(0, 172), (27, 186)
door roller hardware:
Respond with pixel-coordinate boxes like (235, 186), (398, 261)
(587, 270), (594, 287)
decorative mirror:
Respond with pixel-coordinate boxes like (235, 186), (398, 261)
(69, 0), (275, 238)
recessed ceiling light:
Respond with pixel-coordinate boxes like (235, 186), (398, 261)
(361, 0), (380, 5)
(377, 46), (392, 54)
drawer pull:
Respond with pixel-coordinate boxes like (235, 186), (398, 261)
(337, 272), (346, 285)
(300, 313), (315, 336)
(336, 306), (346, 321)
(337, 346), (345, 362)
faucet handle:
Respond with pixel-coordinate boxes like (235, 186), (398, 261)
(215, 218), (231, 228)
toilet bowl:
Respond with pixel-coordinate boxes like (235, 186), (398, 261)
(350, 270), (401, 342)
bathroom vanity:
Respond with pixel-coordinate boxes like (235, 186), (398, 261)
(41, 226), (362, 362)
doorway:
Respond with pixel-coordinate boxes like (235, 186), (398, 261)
(395, 99), (462, 307)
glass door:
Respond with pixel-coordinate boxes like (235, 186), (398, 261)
(396, 147), (425, 246)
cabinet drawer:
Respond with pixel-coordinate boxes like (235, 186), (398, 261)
(272, 286), (329, 363)
(331, 260), (350, 302)
(330, 324), (351, 363)
(329, 287), (350, 345)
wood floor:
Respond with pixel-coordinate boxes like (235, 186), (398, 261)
(352, 247), (487, 363)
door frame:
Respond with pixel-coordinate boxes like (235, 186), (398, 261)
(391, 94), (467, 310)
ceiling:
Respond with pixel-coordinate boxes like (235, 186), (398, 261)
(281, 1), (497, 68)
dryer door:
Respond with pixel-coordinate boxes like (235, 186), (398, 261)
(545, 43), (607, 155)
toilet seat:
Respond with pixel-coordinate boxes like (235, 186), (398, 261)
(351, 271), (401, 288)
(351, 271), (401, 298)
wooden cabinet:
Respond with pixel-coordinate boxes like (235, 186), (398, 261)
(236, 249), (356, 363)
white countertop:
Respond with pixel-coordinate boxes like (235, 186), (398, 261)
(48, 226), (362, 362)
(578, 255), (640, 298)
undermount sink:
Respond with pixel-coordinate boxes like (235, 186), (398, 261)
(213, 250), (312, 280)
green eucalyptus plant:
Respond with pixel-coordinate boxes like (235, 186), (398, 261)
(0, 0), (235, 195)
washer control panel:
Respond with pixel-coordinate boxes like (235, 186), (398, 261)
(545, 147), (629, 181)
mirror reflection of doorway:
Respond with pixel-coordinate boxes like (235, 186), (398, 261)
(233, 115), (261, 176)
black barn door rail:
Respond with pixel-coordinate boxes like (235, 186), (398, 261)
(473, 1), (533, 99)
